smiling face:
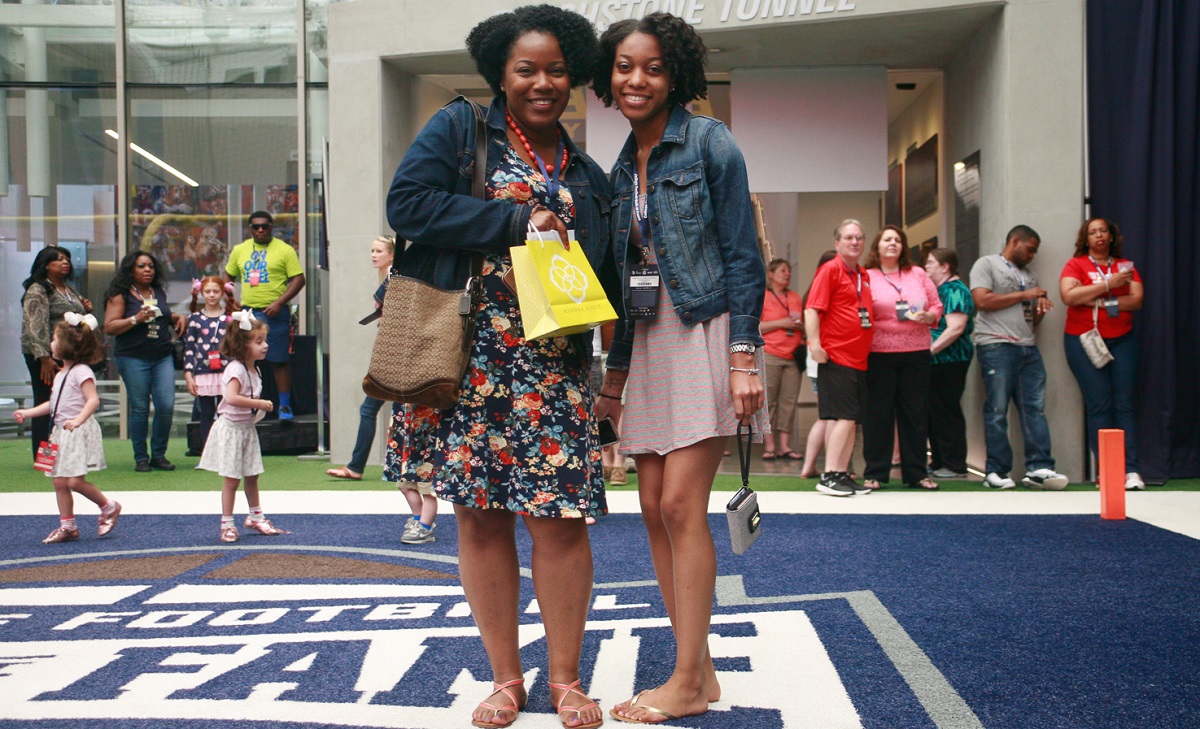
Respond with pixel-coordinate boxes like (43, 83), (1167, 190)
(502, 31), (570, 136)
(1086, 219), (1112, 258)
(201, 281), (224, 310)
(370, 239), (393, 271)
(611, 32), (673, 129)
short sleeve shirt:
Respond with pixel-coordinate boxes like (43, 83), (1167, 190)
(215, 360), (265, 424)
(1060, 255), (1141, 338)
(931, 279), (976, 365)
(970, 254), (1038, 346)
(761, 288), (804, 359)
(806, 258), (874, 370)
(225, 238), (303, 309)
(50, 365), (97, 425)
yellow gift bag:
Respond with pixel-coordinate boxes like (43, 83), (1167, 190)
(511, 229), (618, 341)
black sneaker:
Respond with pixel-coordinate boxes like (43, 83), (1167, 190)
(843, 473), (873, 495)
(149, 457), (176, 471)
(816, 472), (855, 497)
(135, 460), (151, 472)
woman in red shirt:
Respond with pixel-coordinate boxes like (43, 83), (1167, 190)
(1059, 217), (1145, 489)
(759, 258), (806, 460)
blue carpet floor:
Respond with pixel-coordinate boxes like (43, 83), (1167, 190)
(0, 513), (1196, 728)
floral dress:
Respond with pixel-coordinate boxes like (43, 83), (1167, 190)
(384, 144), (606, 519)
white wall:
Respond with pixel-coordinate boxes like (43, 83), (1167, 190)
(887, 75), (947, 252)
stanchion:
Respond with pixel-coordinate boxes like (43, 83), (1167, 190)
(1099, 428), (1125, 520)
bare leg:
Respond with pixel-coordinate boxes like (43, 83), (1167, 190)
(242, 474), (261, 510)
(800, 419), (827, 477)
(66, 477), (108, 509)
(456, 505), (527, 726)
(525, 515), (602, 727)
(221, 477), (240, 517)
(777, 430), (792, 454)
(825, 419), (857, 472)
(400, 487), (422, 518)
(52, 478), (75, 519)
(420, 493), (438, 525)
(613, 437), (725, 722)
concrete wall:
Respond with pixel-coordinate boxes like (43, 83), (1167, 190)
(888, 75), (948, 252)
(944, 0), (1087, 480)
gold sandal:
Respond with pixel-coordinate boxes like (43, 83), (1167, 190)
(609, 690), (679, 724)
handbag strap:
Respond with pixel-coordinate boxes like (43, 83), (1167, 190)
(391, 96), (486, 280)
(48, 363), (78, 431)
(736, 422), (753, 490)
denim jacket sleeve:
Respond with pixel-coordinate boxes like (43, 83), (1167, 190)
(386, 100), (531, 253)
(704, 122), (765, 349)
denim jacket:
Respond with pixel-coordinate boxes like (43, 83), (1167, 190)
(386, 97), (614, 356)
(607, 105), (765, 370)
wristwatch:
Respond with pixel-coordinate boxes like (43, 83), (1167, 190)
(729, 342), (756, 355)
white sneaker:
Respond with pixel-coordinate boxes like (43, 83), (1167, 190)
(1023, 468), (1069, 491)
(985, 472), (1016, 490)
(401, 520), (436, 544)
(1125, 472), (1146, 491)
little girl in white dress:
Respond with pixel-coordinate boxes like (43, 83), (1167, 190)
(12, 314), (121, 544)
(198, 310), (289, 543)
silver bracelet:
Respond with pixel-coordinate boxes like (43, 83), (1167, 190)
(729, 367), (761, 376)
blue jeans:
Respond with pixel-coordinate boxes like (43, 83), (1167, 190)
(347, 395), (386, 473)
(116, 353), (176, 462)
(976, 342), (1055, 475)
(1063, 332), (1139, 471)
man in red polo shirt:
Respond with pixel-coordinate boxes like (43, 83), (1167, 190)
(805, 219), (875, 496)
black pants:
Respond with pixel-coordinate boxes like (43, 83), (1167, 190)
(23, 353), (52, 459)
(863, 350), (932, 484)
(928, 360), (971, 473)
(192, 395), (220, 451)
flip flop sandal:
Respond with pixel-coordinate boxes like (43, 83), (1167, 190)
(325, 466), (362, 480)
(909, 478), (940, 490)
(863, 479), (883, 490)
(550, 679), (603, 729)
(610, 690), (680, 725)
(779, 450), (804, 460)
(761, 451), (777, 461)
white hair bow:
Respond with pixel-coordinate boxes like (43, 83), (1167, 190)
(230, 309), (254, 331)
(64, 312), (99, 331)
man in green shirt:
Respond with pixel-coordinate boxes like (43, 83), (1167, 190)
(223, 211), (306, 421)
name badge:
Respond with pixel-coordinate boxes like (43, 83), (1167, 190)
(208, 350), (223, 369)
(146, 322), (160, 339)
(1103, 297), (1119, 318)
(894, 300), (909, 319)
(628, 265), (660, 320)
(1022, 300), (1035, 323)
(858, 307), (872, 329)
(142, 298), (157, 308)
(249, 270), (261, 287)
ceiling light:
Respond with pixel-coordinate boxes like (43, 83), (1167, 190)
(105, 129), (199, 187)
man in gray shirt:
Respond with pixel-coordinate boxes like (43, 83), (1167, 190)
(969, 224), (1069, 490)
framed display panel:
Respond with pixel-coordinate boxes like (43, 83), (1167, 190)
(886, 162), (903, 226)
(905, 134), (938, 224)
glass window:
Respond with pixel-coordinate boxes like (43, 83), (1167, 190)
(125, 0), (298, 85)
(0, 1), (117, 84)
(1, 86), (117, 385)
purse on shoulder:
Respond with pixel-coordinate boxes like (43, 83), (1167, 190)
(1079, 301), (1114, 369)
(361, 98), (487, 410)
(726, 423), (762, 555)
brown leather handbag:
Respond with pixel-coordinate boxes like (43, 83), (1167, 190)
(361, 98), (486, 410)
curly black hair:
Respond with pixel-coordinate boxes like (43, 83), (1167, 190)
(105, 250), (168, 302)
(466, 4), (598, 96)
(593, 13), (708, 108)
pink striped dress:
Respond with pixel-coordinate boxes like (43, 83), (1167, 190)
(620, 249), (770, 456)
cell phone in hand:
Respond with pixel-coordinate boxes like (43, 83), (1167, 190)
(598, 417), (620, 446)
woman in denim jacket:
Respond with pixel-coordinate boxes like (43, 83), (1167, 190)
(385, 6), (613, 728)
(593, 13), (768, 725)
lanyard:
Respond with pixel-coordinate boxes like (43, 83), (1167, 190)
(531, 135), (566, 209)
(881, 269), (905, 296)
(633, 171), (652, 261)
(999, 254), (1027, 291)
(842, 258), (864, 304)
(1088, 255), (1114, 279)
(769, 289), (792, 311)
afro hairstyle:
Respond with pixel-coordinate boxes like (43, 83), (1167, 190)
(466, 4), (599, 96)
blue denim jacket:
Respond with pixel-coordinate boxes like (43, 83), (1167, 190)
(607, 105), (765, 369)
(386, 97), (614, 355)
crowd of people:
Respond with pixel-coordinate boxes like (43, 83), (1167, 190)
(12, 4), (1148, 726)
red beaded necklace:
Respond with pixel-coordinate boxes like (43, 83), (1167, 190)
(506, 110), (569, 179)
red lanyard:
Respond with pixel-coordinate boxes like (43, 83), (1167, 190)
(506, 110), (568, 202)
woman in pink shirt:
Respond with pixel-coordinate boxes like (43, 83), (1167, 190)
(862, 225), (943, 489)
